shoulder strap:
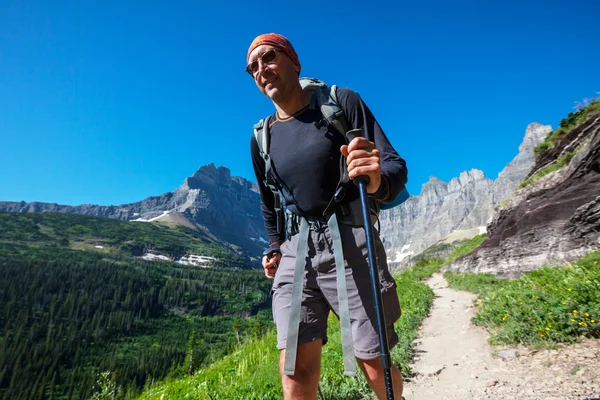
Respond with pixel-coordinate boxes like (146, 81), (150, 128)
(253, 116), (271, 177)
(301, 77), (350, 138)
(315, 85), (350, 137)
(254, 116), (286, 234)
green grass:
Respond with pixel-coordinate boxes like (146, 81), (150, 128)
(137, 262), (442, 399)
(444, 272), (505, 294)
(444, 250), (600, 345)
(519, 151), (576, 189)
(446, 234), (487, 263)
(534, 99), (600, 159)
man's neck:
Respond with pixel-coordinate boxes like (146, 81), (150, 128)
(274, 88), (311, 119)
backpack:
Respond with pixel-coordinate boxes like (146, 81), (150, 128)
(252, 77), (407, 234)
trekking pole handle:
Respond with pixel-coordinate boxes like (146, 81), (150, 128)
(345, 128), (370, 185)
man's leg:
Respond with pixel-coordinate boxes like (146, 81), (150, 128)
(357, 358), (403, 400)
(279, 339), (323, 400)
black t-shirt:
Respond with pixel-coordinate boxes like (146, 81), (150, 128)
(250, 88), (407, 247)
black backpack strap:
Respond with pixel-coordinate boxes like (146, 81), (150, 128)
(254, 116), (285, 235)
(309, 85), (354, 215)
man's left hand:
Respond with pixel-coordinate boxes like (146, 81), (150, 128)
(341, 137), (381, 194)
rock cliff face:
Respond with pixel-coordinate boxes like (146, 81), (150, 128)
(379, 123), (551, 267)
(0, 164), (267, 258)
(448, 112), (600, 277)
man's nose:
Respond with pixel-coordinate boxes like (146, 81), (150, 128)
(256, 59), (271, 77)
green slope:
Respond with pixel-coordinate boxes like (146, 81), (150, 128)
(0, 212), (249, 268)
(0, 212), (271, 400)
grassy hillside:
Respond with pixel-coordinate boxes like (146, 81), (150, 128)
(135, 238), (485, 399)
(534, 98), (600, 159)
(0, 212), (271, 400)
(445, 250), (600, 345)
(0, 212), (249, 268)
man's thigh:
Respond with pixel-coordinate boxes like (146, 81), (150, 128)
(319, 224), (401, 360)
(272, 234), (331, 350)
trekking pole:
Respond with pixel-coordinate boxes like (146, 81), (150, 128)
(346, 128), (395, 400)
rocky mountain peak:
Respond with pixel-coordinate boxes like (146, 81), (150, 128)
(380, 123), (549, 270)
(450, 169), (488, 189)
(0, 163), (267, 259)
(192, 163), (231, 181)
(521, 123), (553, 152)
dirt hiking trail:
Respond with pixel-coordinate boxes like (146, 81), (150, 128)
(403, 273), (600, 400)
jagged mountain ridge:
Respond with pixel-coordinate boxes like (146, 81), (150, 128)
(0, 124), (551, 266)
(379, 123), (552, 267)
(0, 164), (267, 259)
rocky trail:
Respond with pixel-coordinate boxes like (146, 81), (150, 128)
(403, 273), (600, 400)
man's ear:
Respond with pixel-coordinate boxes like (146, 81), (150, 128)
(294, 65), (300, 75)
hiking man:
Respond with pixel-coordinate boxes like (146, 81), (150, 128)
(248, 33), (407, 400)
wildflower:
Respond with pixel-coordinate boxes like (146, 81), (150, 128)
(545, 327), (551, 331)
(571, 319), (576, 322)
(592, 320), (596, 323)
(540, 333), (545, 337)
(585, 313), (590, 317)
(568, 288), (572, 292)
(573, 310), (578, 314)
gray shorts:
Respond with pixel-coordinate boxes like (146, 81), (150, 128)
(271, 222), (401, 360)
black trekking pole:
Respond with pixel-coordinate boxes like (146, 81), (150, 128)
(346, 128), (395, 400)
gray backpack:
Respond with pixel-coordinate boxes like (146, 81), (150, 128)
(252, 77), (353, 235)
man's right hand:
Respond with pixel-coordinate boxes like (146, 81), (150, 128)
(262, 252), (282, 279)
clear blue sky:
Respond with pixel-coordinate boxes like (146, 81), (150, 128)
(1, 0), (598, 206)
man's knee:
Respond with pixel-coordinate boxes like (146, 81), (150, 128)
(357, 357), (402, 383)
(279, 339), (323, 379)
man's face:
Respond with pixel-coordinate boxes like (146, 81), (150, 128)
(247, 44), (300, 102)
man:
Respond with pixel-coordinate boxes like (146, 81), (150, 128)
(248, 33), (407, 400)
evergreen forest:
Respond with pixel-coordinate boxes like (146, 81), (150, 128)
(0, 212), (272, 400)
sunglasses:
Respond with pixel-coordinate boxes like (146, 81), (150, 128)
(245, 49), (284, 76)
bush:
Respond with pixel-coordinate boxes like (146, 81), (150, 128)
(534, 98), (600, 159)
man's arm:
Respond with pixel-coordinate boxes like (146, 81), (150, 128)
(338, 88), (408, 204)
